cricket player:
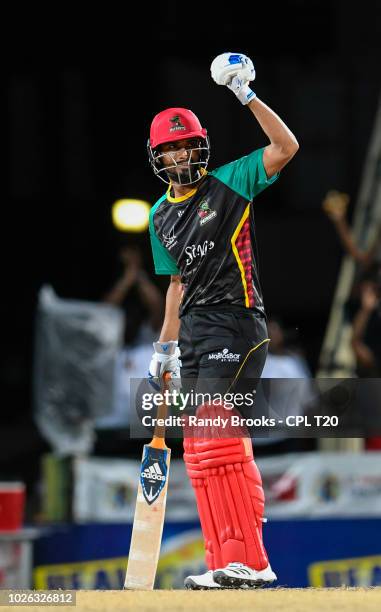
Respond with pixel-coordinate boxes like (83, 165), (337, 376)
(147, 53), (299, 589)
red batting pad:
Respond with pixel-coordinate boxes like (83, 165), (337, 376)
(183, 404), (268, 570)
(183, 435), (223, 569)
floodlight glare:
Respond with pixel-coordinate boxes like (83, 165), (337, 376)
(112, 199), (151, 232)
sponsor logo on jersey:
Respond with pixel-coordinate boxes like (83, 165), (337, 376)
(169, 115), (186, 133)
(177, 210), (184, 217)
(208, 348), (241, 363)
(162, 226), (177, 250)
(197, 199), (217, 226)
(185, 240), (214, 266)
(140, 447), (168, 505)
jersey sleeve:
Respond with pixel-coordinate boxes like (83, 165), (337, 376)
(210, 147), (279, 201)
(149, 205), (180, 275)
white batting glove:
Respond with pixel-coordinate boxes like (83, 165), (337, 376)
(210, 52), (256, 105)
(227, 74), (256, 105)
(148, 340), (181, 391)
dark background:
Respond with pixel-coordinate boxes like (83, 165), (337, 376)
(2, 2), (381, 492)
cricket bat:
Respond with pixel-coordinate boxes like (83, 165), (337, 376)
(124, 371), (172, 590)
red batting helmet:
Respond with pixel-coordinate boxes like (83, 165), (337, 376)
(147, 108), (210, 185)
(149, 108), (208, 148)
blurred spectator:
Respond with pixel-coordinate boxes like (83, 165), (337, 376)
(322, 190), (381, 271)
(351, 280), (381, 378)
(96, 245), (165, 429)
(261, 317), (311, 379)
(323, 189), (381, 314)
(351, 280), (381, 450)
(103, 245), (164, 344)
(323, 191), (381, 449)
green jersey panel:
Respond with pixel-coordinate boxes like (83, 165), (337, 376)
(149, 196), (180, 275)
(210, 147), (279, 201)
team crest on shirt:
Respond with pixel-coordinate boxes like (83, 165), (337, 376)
(197, 199), (217, 226)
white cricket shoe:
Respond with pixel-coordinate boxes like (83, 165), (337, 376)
(213, 562), (277, 588)
(184, 569), (221, 590)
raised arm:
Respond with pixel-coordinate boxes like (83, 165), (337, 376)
(248, 98), (299, 178)
(211, 52), (299, 177)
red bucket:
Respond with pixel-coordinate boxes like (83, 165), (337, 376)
(0, 482), (25, 531)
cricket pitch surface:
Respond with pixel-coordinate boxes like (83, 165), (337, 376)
(4, 588), (381, 611)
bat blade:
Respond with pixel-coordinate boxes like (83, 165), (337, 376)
(124, 443), (171, 590)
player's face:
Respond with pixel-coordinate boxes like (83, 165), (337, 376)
(152, 136), (208, 186)
(159, 138), (201, 167)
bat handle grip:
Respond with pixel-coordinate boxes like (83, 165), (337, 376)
(151, 372), (172, 449)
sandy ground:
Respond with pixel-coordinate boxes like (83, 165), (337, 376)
(1, 588), (381, 612)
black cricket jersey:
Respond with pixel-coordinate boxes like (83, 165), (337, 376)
(149, 147), (279, 316)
